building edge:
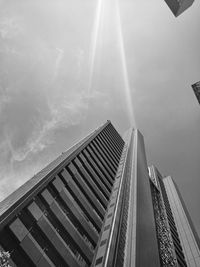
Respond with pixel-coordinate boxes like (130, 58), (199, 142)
(0, 120), (111, 229)
(135, 131), (160, 267)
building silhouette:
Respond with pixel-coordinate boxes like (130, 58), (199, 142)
(191, 81), (200, 104)
(164, 0), (195, 17)
(0, 121), (199, 266)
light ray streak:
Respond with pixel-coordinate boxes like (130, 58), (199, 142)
(87, 0), (104, 96)
(82, 0), (105, 132)
(116, 0), (136, 127)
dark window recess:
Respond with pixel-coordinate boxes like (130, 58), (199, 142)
(85, 148), (113, 187)
(20, 209), (67, 267)
(77, 155), (110, 202)
(66, 165), (104, 221)
(88, 144), (115, 179)
(35, 196), (85, 261)
(96, 136), (119, 164)
(100, 239), (107, 247)
(91, 141), (117, 174)
(99, 135), (119, 160)
(0, 227), (35, 267)
(94, 137), (118, 167)
(45, 185), (96, 249)
(102, 131), (121, 155)
(104, 225), (110, 231)
(95, 256), (103, 266)
(71, 161), (106, 211)
(81, 151), (112, 193)
(107, 213), (113, 219)
(58, 173), (100, 233)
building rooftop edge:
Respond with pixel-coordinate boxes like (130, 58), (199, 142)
(0, 120), (111, 221)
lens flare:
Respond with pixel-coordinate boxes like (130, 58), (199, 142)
(87, 0), (105, 96)
(116, 0), (136, 127)
(85, 0), (136, 128)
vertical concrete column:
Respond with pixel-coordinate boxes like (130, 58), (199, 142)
(135, 130), (160, 267)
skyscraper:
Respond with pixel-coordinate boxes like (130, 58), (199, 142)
(191, 81), (200, 104)
(149, 166), (200, 267)
(164, 0), (195, 17)
(0, 121), (199, 266)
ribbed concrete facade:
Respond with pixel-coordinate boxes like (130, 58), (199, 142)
(0, 121), (199, 266)
(0, 121), (160, 267)
(163, 177), (200, 267)
(0, 121), (124, 267)
(92, 129), (160, 267)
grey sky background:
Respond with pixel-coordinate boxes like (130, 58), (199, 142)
(0, 0), (200, 236)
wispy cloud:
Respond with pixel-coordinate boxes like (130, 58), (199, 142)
(53, 48), (64, 80)
(0, 87), (106, 165)
(0, 161), (44, 201)
(0, 87), (10, 113)
(0, 16), (24, 39)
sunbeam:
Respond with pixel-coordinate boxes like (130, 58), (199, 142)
(87, 0), (105, 96)
(84, 0), (136, 129)
(116, 0), (136, 127)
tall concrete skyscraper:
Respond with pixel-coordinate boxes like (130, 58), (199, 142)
(191, 81), (200, 104)
(164, 0), (195, 17)
(0, 121), (199, 266)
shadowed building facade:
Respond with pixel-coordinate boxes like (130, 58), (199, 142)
(191, 81), (200, 104)
(0, 121), (199, 266)
(164, 0), (195, 16)
(149, 166), (200, 267)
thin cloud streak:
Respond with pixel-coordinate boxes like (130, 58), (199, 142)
(54, 47), (64, 80)
(0, 16), (24, 39)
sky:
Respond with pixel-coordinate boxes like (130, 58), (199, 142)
(0, 0), (199, 236)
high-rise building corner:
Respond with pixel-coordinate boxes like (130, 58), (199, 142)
(164, 0), (195, 17)
(0, 121), (199, 266)
(191, 81), (200, 104)
(149, 165), (200, 267)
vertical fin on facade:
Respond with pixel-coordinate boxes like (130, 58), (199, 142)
(0, 122), (199, 267)
(163, 176), (200, 266)
(92, 129), (160, 267)
(0, 121), (125, 267)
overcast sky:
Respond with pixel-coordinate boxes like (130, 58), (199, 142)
(0, 0), (199, 236)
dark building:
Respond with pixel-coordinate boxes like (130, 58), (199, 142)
(0, 121), (199, 266)
(191, 81), (200, 104)
(164, 0), (195, 17)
